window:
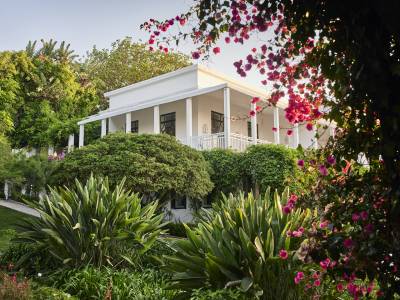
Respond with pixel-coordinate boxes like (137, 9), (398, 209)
(247, 121), (259, 138)
(131, 120), (139, 133)
(203, 194), (213, 208)
(171, 196), (187, 209)
(160, 112), (176, 136)
(211, 111), (224, 134)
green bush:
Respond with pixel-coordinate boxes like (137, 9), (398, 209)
(202, 149), (243, 201)
(241, 144), (301, 194)
(190, 288), (246, 300)
(163, 189), (312, 299)
(49, 267), (179, 300)
(32, 286), (77, 300)
(54, 133), (213, 205)
(0, 243), (60, 276)
(15, 175), (166, 269)
(165, 222), (195, 238)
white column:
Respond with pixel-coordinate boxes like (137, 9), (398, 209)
(251, 102), (257, 145)
(68, 134), (74, 152)
(4, 181), (9, 200)
(47, 145), (54, 156)
(185, 98), (193, 146)
(329, 126), (335, 139)
(101, 119), (107, 137)
(223, 87), (231, 149)
(153, 105), (160, 134)
(79, 124), (84, 148)
(313, 127), (318, 149)
(293, 123), (299, 148)
(273, 107), (280, 144)
(125, 113), (131, 133)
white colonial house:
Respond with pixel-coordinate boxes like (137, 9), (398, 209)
(75, 64), (334, 222)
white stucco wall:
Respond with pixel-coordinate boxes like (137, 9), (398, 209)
(108, 67), (199, 110)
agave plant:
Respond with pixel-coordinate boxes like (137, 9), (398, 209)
(16, 175), (166, 268)
(164, 188), (313, 299)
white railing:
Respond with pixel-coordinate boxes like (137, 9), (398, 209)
(189, 133), (271, 151)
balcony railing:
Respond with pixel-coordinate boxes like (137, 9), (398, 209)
(188, 132), (271, 151)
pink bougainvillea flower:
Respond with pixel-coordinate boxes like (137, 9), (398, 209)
(319, 220), (329, 229)
(179, 18), (186, 26)
(319, 165), (328, 176)
(297, 159), (305, 168)
(364, 223), (374, 234)
(326, 155), (336, 166)
(213, 47), (221, 54)
(192, 51), (200, 59)
(352, 213), (360, 222)
(251, 97), (261, 104)
(320, 258), (331, 270)
(343, 238), (354, 249)
(337, 283), (344, 292)
(360, 211), (368, 220)
(313, 279), (321, 287)
(283, 205), (291, 214)
(272, 127), (277, 132)
(224, 37), (230, 43)
(279, 249), (288, 259)
(294, 271), (304, 284)
(249, 110), (256, 117)
(287, 129), (293, 136)
(306, 123), (313, 131)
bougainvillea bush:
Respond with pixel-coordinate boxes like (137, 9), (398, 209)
(141, 1), (400, 298)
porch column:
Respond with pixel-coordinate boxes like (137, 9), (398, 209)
(153, 105), (160, 134)
(313, 127), (318, 149)
(125, 112), (131, 133)
(329, 126), (335, 139)
(273, 107), (280, 144)
(293, 123), (299, 148)
(4, 181), (9, 200)
(67, 134), (74, 152)
(251, 102), (257, 145)
(101, 119), (107, 137)
(48, 145), (54, 156)
(223, 87), (231, 149)
(185, 98), (192, 146)
(79, 124), (84, 148)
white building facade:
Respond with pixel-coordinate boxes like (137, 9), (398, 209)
(77, 64), (333, 222)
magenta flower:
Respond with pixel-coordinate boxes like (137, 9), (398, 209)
(192, 51), (200, 59)
(283, 205), (291, 214)
(326, 155), (336, 166)
(352, 213), (360, 222)
(297, 159), (305, 168)
(294, 271), (304, 284)
(306, 123), (313, 131)
(319, 165), (328, 176)
(313, 279), (321, 287)
(319, 220), (329, 229)
(360, 211), (368, 220)
(279, 249), (288, 260)
(343, 238), (354, 249)
(364, 223), (374, 234)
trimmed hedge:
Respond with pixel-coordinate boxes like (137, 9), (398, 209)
(202, 149), (243, 201)
(203, 144), (308, 200)
(54, 133), (213, 205)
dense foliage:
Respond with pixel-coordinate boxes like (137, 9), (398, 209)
(0, 38), (189, 149)
(144, 1), (400, 297)
(55, 133), (213, 205)
(83, 37), (189, 106)
(203, 145), (311, 201)
(164, 189), (312, 299)
(202, 149), (243, 199)
(15, 175), (166, 268)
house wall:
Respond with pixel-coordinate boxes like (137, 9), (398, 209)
(108, 68), (198, 110)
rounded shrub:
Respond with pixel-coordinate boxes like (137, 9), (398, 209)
(241, 144), (301, 194)
(54, 133), (213, 205)
(202, 149), (243, 200)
